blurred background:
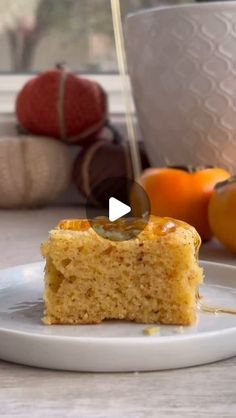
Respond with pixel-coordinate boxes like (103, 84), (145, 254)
(0, 0), (235, 264)
(0, 0), (195, 73)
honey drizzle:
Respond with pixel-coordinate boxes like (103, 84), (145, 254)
(58, 216), (178, 235)
(58, 219), (90, 231)
(198, 302), (236, 316)
(197, 288), (236, 316)
(110, 0), (141, 181)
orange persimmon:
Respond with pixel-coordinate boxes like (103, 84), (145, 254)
(140, 166), (230, 240)
(208, 176), (236, 252)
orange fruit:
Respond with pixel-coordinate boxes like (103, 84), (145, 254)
(140, 166), (231, 240)
(208, 176), (236, 252)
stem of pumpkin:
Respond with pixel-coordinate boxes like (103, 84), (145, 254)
(168, 165), (214, 173)
(215, 175), (236, 190)
(56, 62), (69, 71)
(105, 120), (123, 145)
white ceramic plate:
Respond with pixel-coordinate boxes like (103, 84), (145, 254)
(0, 261), (235, 372)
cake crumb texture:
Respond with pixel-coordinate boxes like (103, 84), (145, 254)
(41, 216), (203, 326)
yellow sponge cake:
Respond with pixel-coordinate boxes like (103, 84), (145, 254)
(41, 216), (203, 325)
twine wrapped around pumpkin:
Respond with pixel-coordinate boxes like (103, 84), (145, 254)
(73, 124), (150, 207)
(16, 65), (107, 145)
(0, 136), (72, 208)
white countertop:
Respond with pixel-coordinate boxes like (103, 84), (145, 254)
(0, 207), (236, 418)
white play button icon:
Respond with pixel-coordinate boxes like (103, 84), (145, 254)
(86, 176), (150, 241)
(109, 197), (131, 222)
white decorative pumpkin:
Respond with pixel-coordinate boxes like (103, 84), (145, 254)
(0, 136), (72, 208)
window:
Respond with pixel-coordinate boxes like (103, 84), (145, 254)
(0, 0), (192, 112)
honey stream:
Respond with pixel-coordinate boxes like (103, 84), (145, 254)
(110, 0), (141, 181)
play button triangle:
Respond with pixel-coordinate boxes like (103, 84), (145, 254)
(109, 197), (131, 222)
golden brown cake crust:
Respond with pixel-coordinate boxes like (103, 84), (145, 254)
(41, 216), (203, 326)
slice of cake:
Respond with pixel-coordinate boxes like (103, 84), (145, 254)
(41, 216), (203, 325)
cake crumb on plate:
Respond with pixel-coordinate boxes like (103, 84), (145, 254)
(175, 326), (184, 334)
(143, 326), (161, 336)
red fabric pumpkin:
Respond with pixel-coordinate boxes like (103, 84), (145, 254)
(16, 65), (107, 145)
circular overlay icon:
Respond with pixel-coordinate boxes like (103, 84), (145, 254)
(85, 176), (150, 241)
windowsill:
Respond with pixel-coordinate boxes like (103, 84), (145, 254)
(0, 74), (129, 115)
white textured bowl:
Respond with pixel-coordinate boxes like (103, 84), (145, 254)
(126, 2), (236, 173)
